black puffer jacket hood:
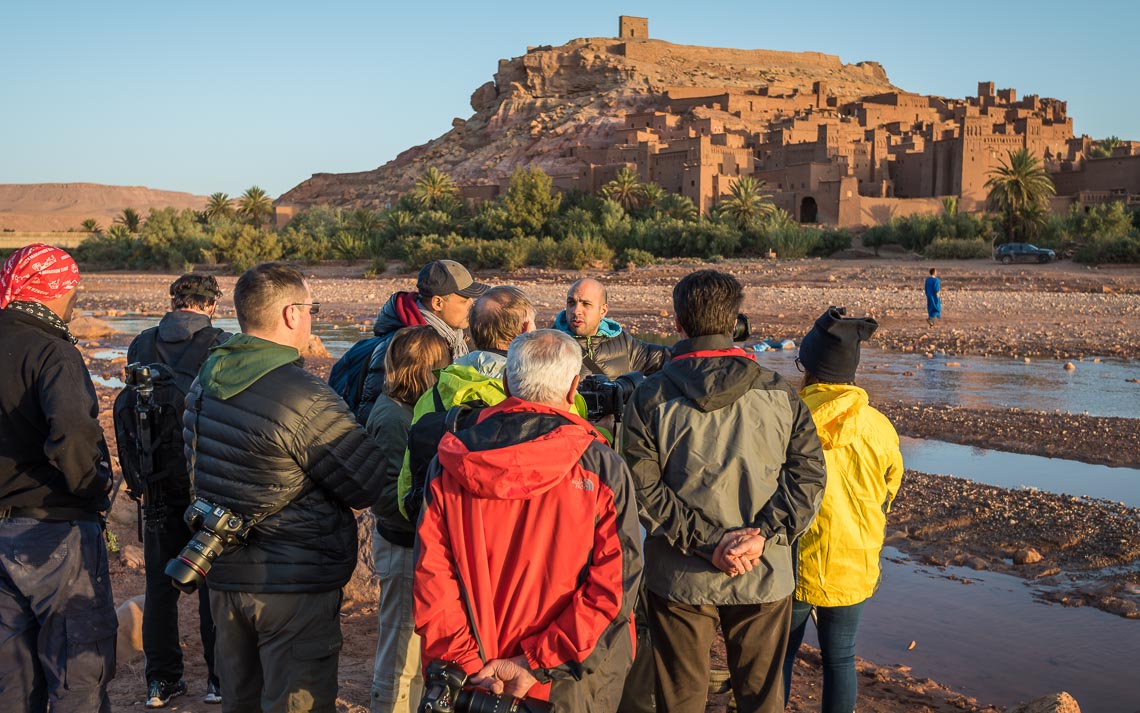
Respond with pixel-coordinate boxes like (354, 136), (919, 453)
(156, 309), (215, 343)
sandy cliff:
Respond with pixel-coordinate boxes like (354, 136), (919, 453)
(0, 183), (207, 232)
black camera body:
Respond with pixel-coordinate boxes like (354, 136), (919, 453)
(576, 372), (645, 423)
(419, 660), (552, 713)
(165, 499), (250, 593)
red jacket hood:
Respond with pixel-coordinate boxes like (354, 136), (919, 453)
(437, 397), (608, 499)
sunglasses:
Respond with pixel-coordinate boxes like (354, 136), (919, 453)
(291, 302), (320, 315)
(794, 357), (804, 373)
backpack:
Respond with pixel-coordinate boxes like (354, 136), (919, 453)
(328, 335), (382, 416)
(112, 326), (221, 500)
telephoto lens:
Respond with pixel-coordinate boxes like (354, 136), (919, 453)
(164, 529), (226, 593)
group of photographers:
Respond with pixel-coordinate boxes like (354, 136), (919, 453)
(1, 246), (903, 713)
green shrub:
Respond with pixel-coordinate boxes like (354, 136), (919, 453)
(213, 225), (282, 272)
(1075, 235), (1140, 264)
(924, 237), (993, 259)
(810, 228), (853, 257)
(618, 248), (657, 267)
(558, 236), (614, 270)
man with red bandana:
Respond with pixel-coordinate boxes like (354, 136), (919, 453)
(0, 244), (117, 712)
(414, 330), (642, 712)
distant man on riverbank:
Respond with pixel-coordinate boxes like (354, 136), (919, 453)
(925, 268), (941, 327)
(0, 243), (116, 712)
(554, 278), (670, 378)
(115, 274), (229, 708)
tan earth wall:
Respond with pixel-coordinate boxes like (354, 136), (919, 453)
(0, 232), (90, 249)
(856, 197), (946, 226)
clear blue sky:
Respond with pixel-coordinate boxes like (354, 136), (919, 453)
(2, 0), (1136, 199)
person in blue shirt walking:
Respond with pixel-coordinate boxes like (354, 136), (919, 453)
(924, 268), (941, 327)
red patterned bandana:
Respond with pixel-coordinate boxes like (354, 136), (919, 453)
(0, 243), (81, 309)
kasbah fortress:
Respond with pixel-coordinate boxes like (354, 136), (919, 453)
(275, 16), (1140, 229)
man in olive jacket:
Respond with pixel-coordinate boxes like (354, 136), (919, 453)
(184, 263), (386, 713)
(620, 269), (826, 713)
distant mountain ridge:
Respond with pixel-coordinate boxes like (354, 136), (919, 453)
(0, 183), (207, 232)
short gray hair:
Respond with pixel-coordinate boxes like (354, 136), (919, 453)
(506, 330), (582, 405)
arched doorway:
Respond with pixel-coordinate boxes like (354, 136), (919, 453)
(800, 197), (818, 223)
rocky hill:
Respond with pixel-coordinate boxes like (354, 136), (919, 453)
(277, 37), (896, 209)
(0, 183), (207, 232)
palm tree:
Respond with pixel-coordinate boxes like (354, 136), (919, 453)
(238, 186), (274, 229)
(602, 167), (643, 211)
(1088, 135), (1123, 159)
(105, 224), (133, 241)
(985, 148), (1055, 241)
(206, 192), (234, 222)
(413, 167), (459, 210)
(80, 218), (102, 234)
(660, 193), (699, 222)
(638, 182), (665, 217)
(114, 208), (141, 233)
(720, 176), (775, 228)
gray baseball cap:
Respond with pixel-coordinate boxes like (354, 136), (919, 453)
(417, 259), (488, 298)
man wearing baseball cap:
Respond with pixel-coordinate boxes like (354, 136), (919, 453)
(329, 259), (488, 424)
(0, 244), (117, 712)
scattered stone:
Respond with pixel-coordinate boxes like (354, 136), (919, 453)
(1013, 548), (1044, 565)
(301, 335), (330, 359)
(906, 640), (917, 651)
(1006, 691), (1082, 713)
(1063, 362), (1076, 371)
(966, 556), (989, 571)
(69, 315), (119, 339)
(120, 544), (145, 569)
(115, 594), (145, 666)
(902, 370), (915, 376)
(945, 361), (961, 367)
(1024, 357), (1031, 363)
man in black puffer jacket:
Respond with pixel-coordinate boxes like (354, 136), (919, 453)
(183, 263), (385, 713)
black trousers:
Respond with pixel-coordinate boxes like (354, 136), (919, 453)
(210, 589), (344, 713)
(647, 590), (792, 713)
(143, 494), (218, 686)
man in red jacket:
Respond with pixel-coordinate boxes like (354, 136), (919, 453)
(414, 329), (642, 712)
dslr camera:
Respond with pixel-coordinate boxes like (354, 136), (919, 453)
(576, 372), (644, 423)
(419, 660), (551, 713)
(165, 499), (251, 593)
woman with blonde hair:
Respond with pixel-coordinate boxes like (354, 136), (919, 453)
(365, 325), (450, 713)
(783, 307), (904, 713)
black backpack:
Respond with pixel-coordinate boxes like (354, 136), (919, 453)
(113, 326), (221, 500)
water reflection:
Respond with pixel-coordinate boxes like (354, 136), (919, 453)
(827, 550), (1140, 712)
(751, 348), (1139, 419)
(91, 314), (366, 360)
(900, 437), (1140, 505)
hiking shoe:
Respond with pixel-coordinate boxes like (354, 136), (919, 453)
(204, 680), (222, 704)
(145, 680), (187, 708)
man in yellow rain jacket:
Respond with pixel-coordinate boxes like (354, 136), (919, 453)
(783, 306), (904, 713)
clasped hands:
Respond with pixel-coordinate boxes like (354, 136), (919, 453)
(469, 655), (538, 698)
(710, 527), (766, 577)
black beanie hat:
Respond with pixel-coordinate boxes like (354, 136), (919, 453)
(798, 306), (878, 383)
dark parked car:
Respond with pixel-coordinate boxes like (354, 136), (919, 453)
(995, 243), (1056, 264)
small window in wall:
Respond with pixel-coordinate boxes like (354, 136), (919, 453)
(691, 181), (696, 187)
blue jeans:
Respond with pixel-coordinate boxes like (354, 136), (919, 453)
(782, 599), (864, 713)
